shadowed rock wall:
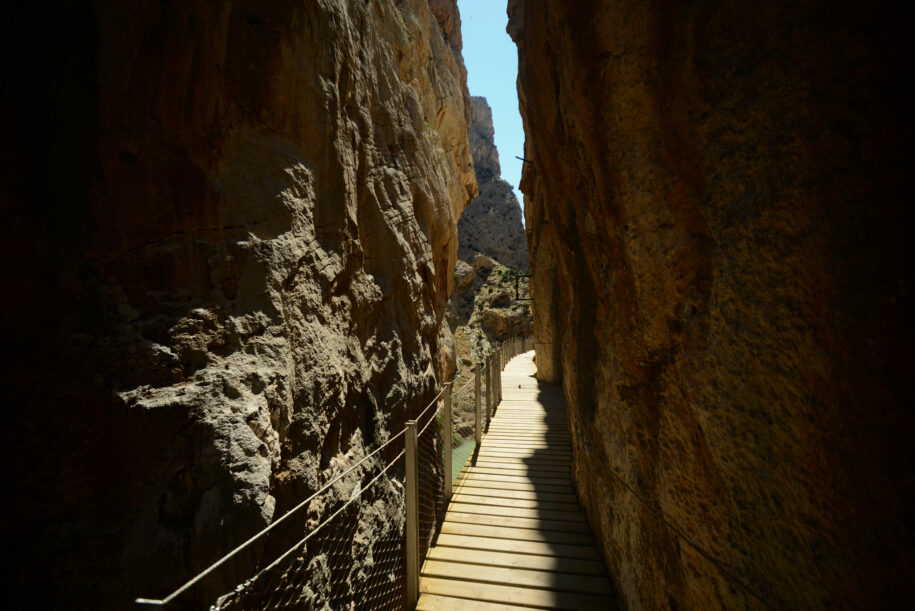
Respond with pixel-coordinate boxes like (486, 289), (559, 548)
(458, 96), (529, 272)
(510, 0), (913, 608)
(0, 1), (474, 607)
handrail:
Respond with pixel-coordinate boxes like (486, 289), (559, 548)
(233, 449), (406, 592)
(136, 374), (461, 607)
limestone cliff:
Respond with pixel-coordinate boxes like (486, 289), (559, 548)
(0, 1), (474, 607)
(510, 1), (913, 609)
(458, 96), (529, 273)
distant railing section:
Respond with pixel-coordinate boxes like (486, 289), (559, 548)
(135, 336), (534, 610)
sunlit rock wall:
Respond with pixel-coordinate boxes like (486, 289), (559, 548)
(510, 0), (913, 608)
(458, 96), (529, 273)
(0, 1), (475, 607)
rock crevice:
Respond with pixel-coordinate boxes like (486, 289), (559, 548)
(457, 96), (529, 273)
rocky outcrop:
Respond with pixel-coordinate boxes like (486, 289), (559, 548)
(510, 1), (913, 609)
(457, 97), (529, 272)
(0, 1), (474, 608)
(446, 254), (532, 442)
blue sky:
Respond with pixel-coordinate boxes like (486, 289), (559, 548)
(457, 0), (525, 209)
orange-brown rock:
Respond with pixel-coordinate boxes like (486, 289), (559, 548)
(510, 1), (913, 608)
(0, 1), (474, 608)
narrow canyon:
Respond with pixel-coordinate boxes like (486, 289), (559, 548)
(0, 1), (910, 609)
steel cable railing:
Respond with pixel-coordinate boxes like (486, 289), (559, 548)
(136, 338), (534, 610)
(214, 451), (407, 610)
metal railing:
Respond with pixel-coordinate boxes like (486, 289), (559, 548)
(136, 336), (534, 610)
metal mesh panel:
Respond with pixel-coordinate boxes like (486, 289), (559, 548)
(416, 404), (445, 566)
(213, 455), (406, 611)
(137, 381), (469, 609)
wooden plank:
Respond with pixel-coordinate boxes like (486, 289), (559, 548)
(485, 422), (566, 427)
(483, 428), (569, 434)
(482, 434), (569, 440)
(434, 533), (602, 560)
(480, 443), (572, 456)
(486, 422), (562, 427)
(464, 466), (571, 479)
(483, 432), (569, 437)
(489, 409), (565, 413)
(470, 460), (570, 473)
(486, 418), (565, 422)
(422, 559), (613, 595)
(425, 547), (607, 576)
(419, 577), (611, 610)
(470, 458), (569, 468)
(446, 502), (586, 523)
(486, 426), (568, 431)
(478, 446), (570, 454)
(484, 434), (566, 438)
(452, 484), (578, 505)
(473, 458), (571, 468)
(483, 436), (566, 443)
(455, 477), (571, 494)
(459, 471), (574, 488)
(480, 443), (566, 451)
(471, 458), (571, 469)
(443, 512), (591, 534)
(479, 440), (568, 448)
(438, 522), (595, 547)
(455, 476), (574, 495)
(449, 493), (581, 512)
(476, 452), (571, 462)
(488, 414), (566, 418)
(487, 430), (571, 438)
(416, 593), (531, 611)
(480, 443), (572, 457)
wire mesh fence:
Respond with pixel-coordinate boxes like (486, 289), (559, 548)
(136, 344), (533, 610)
(417, 406), (445, 564)
(212, 452), (407, 611)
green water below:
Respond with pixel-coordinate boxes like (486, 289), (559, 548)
(451, 439), (476, 483)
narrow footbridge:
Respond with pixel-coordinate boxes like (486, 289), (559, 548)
(136, 339), (616, 610)
(417, 352), (615, 610)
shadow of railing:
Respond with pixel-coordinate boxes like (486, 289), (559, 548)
(427, 349), (620, 609)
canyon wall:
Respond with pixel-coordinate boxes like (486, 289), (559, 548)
(0, 1), (474, 607)
(458, 96), (529, 272)
(510, 1), (913, 609)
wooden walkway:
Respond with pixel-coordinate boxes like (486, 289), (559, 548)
(417, 352), (617, 610)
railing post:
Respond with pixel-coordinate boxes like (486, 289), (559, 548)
(485, 355), (492, 428)
(405, 420), (419, 609)
(444, 385), (452, 503)
(497, 347), (502, 402)
(474, 364), (481, 447)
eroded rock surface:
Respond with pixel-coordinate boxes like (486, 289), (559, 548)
(510, 0), (913, 608)
(0, 1), (474, 607)
(457, 96), (529, 272)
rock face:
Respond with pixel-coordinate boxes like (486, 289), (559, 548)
(0, 1), (474, 608)
(510, 1), (913, 609)
(457, 96), (529, 272)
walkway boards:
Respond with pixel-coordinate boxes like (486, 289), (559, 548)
(417, 352), (618, 610)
